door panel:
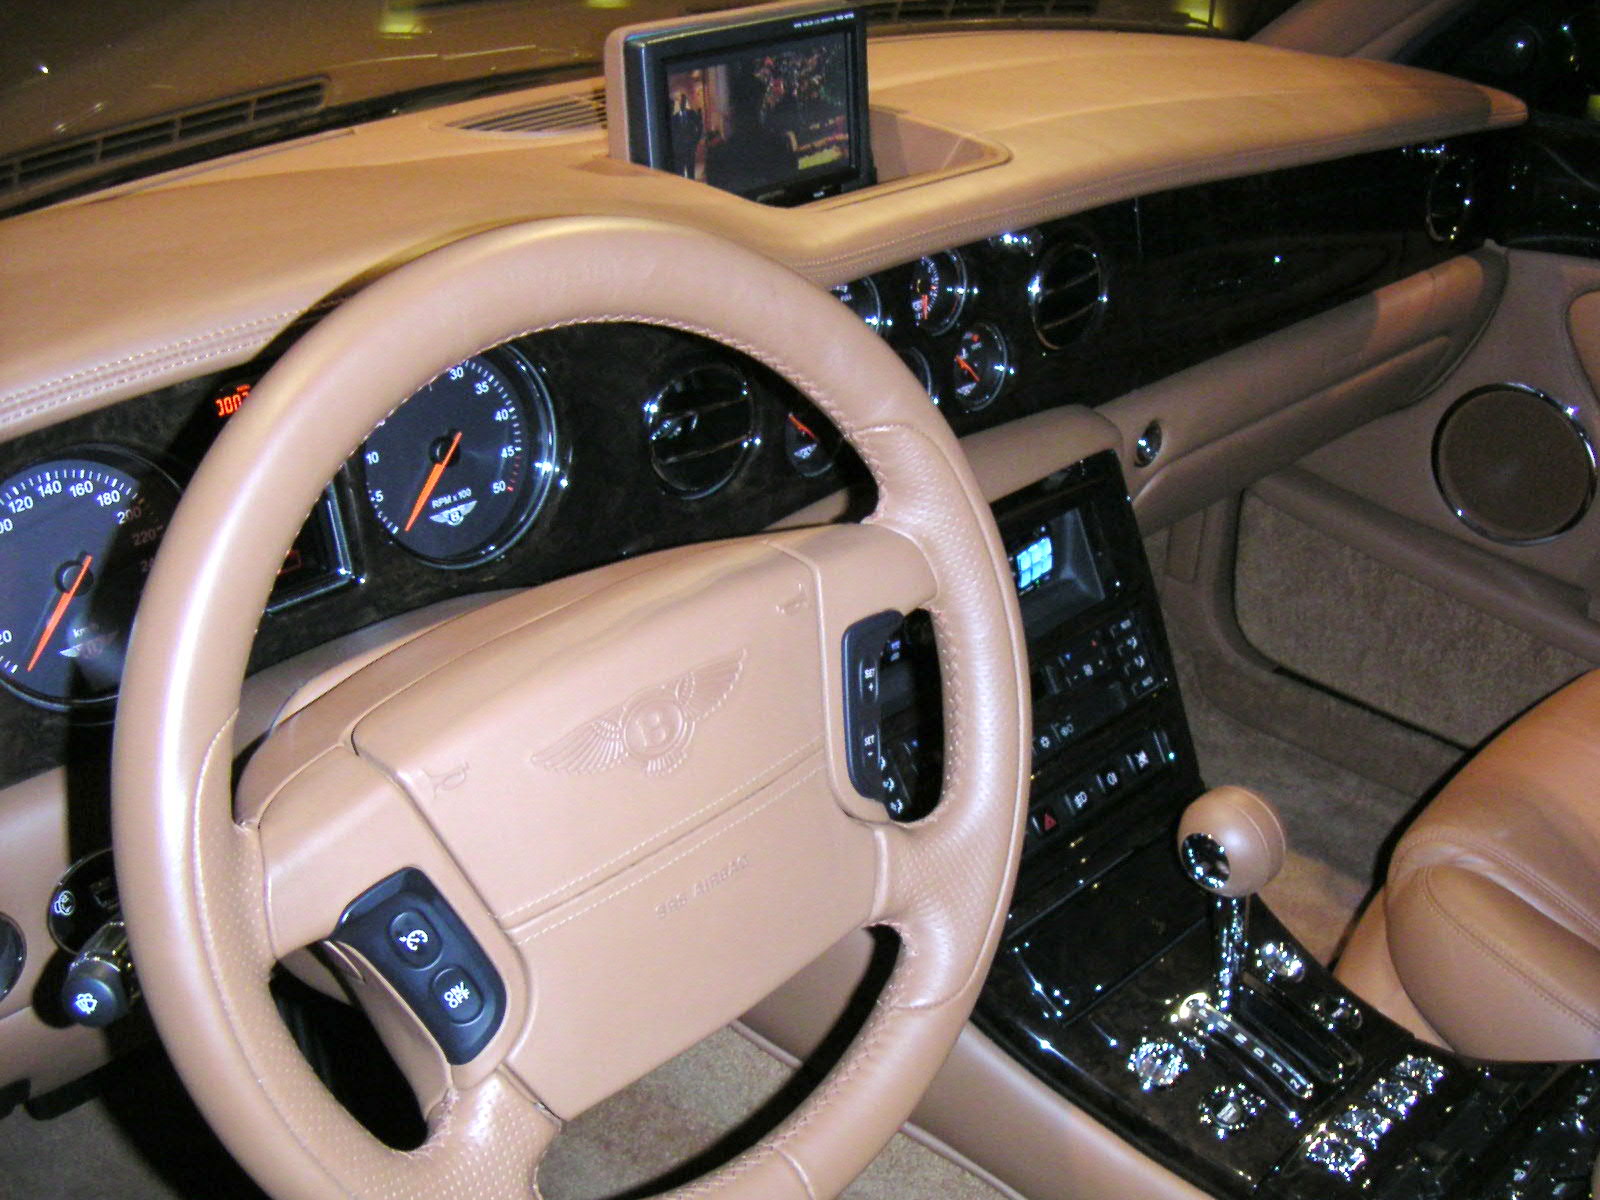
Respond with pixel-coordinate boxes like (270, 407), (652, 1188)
(1232, 249), (1600, 743)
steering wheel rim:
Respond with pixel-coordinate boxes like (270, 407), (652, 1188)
(112, 217), (1030, 1200)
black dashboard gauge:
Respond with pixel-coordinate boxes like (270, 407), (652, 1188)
(0, 447), (179, 710)
(783, 410), (835, 478)
(362, 351), (559, 567)
(908, 250), (970, 335)
(645, 364), (757, 498)
(831, 277), (884, 333)
(949, 323), (1011, 413)
(898, 347), (940, 407)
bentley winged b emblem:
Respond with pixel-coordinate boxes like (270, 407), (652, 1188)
(531, 650), (746, 777)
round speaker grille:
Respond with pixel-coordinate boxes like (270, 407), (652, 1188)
(1433, 384), (1596, 544)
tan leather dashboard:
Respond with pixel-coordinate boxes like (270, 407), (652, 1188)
(0, 30), (1519, 442)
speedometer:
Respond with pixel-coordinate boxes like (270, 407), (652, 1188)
(362, 351), (560, 567)
(0, 448), (179, 709)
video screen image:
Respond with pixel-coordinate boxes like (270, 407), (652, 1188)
(665, 32), (852, 197)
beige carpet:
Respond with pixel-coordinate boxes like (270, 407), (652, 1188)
(540, 1026), (1009, 1200)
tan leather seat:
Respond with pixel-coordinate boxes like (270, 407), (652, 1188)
(1337, 670), (1600, 1062)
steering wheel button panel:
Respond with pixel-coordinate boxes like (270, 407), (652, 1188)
(334, 869), (505, 1065)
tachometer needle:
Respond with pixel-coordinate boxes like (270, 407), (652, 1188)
(403, 430), (463, 532)
(956, 355), (981, 384)
(27, 554), (93, 672)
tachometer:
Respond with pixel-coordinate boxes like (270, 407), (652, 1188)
(0, 448), (179, 709)
(362, 351), (559, 567)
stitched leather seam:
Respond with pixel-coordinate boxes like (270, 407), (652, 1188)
(497, 737), (821, 925)
(1398, 831), (1600, 945)
(1416, 868), (1600, 1040)
(512, 761), (827, 944)
(0, 309), (301, 410)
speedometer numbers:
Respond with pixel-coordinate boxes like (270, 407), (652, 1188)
(362, 352), (560, 567)
(0, 449), (179, 709)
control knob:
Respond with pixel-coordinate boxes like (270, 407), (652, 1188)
(60, 920), (137, 1028)
(1127, 1038), (1189, 1091)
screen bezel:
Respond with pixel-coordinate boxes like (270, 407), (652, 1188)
(611, 3), (875, 206)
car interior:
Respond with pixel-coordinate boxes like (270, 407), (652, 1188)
(4, 0), (1600, 1196)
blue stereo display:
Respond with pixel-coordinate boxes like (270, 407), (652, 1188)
(1013, 534), (1055, 593)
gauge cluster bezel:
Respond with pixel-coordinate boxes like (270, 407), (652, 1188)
(0, 320), (873, 783)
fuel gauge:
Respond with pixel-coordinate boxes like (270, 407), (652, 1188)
(784, 410), (835, 478)
(949, 323), (1010, 413)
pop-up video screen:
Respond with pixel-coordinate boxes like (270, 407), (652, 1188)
(606, 4), (874, 206)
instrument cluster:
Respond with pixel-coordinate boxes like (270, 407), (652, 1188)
(0, 322), (870, 738)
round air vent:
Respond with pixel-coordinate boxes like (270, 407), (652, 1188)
(644, 364), (757, 498)
(1425, 150), (1477, 245)
(1433, 383), (1596, 543)
(1029, 235), (1106, 350)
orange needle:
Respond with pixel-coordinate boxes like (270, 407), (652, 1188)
(787, 413), (818, 440)
(919, 293), (931, 321)
(403, 430), (462, 533)
(27, 554), (92, 673)
(956, 355), (981, 384)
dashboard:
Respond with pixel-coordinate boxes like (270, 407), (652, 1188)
(0, 23), (1534, 1197)
(0, 131), (1496, 789)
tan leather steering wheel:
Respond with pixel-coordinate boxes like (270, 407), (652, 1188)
(112, 218), (1029, 1200)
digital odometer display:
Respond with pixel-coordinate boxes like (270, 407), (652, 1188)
(0, 449), (178, 709)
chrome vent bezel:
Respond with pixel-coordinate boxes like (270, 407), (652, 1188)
(644, 364), (759, 499)
(1028, 235), (1107, 350)
(0, 80), (326, 203)
(1424, 150), (1477, 245)
(451, 88), (608, 136)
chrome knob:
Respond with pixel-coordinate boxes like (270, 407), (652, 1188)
(1198, 1083), (1264, 1139)
(1127, 1039), (1188, 1092)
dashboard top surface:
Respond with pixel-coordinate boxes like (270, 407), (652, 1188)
(0, 29), (1520, 443)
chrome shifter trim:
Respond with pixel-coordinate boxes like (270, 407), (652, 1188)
(1173, 992), (1316, 1109)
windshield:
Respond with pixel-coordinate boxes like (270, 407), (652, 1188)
(3, 0), (1297, 213)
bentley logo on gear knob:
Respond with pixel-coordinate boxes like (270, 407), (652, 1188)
(531, 650), (746, 776)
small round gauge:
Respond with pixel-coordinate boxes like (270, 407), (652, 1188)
(949, 323), (1011, 413)
(363, 351), (559, 567)
(0, 447), (179, 709)
(908, 250), (971, 335)
(898, 348), (940, 407)
(831, 277), (884, 333)
(783, 410), (835, 478)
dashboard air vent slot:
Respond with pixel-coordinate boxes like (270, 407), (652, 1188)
(453, 89), (608, 136)
(1, 80), (326, 201)
(645, 365), (758, 498)
(1029, 236), (1107, 350)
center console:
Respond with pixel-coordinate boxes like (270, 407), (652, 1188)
(880, 450), (1600, 1199)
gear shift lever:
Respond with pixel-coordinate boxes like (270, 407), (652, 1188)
(1177, 786), (1285, 1011)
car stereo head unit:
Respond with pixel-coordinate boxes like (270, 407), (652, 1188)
(604, 1), (875, 206)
